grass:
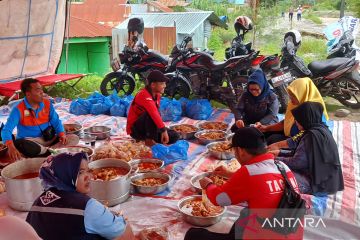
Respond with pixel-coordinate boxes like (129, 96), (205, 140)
(303, 11), (322, 24)
(47, 75), (103, 99)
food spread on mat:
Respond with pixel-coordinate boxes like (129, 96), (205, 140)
(182, 198), (223, 217)
(91, 167), (129, 181)
(209, 141), (232, 152)
(172, 124), (198, 134)
(197, 131), (225, 140)
(199, 122), (228, 131)
(93, 141), (152, 161)
(133, 177), (167, 187)
(138, 162), (162, 172)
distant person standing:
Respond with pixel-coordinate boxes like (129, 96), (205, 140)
(289, 7), (294, 22)
(297, 5), (302, 21)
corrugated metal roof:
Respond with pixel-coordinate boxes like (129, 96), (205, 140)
(115, 12), (217, 34)
(71, 0), (131, 28)
(69, 17), (112, 38)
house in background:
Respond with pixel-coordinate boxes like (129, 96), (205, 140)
(57, 0), (130, 76)
(56, 17), (113, 76)
(113, 11), (227, 55)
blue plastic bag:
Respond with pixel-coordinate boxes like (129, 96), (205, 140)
(107, 91), (121, 104)
(87, 91), (105, 104)
(70, 98), (91, 115)
(151, 140), (189, 165)
(160, 97), (182, 122)
(110, 100), (127, 117)
(90, 97), (112, 115)
(122, 95), (134, 117)
(178, 97), (189, 116)
(185, 99), (213, 120)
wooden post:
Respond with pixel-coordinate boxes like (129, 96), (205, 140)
(251, 0), (260, 48)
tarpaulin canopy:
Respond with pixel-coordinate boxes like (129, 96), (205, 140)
(0, 0), (66, 83)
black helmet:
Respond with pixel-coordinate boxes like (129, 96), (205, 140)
(127, 17), (144, 34)
(234, 16), (253, 35)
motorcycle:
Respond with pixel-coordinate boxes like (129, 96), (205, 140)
(100, 44), (171, 96)
(327, 30), (357, 59)
(281, 32), (360, 109)
(165, 36), (260, 108)
(224, 32), (293, 113)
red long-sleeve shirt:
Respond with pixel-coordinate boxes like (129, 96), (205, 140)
(206, 153), (303, 239)
(126, 88), (165, 135)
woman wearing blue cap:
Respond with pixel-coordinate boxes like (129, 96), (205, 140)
(231, 69), (279, 132)
(26, 152), (134, 240)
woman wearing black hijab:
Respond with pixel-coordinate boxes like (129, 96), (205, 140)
(272, 101), (344, 194)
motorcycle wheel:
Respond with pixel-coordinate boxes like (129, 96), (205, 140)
(164, 77), (191, 99)
(274, 85), (289, 114)
(100, 72), (135, 96)
(335, 77), (360, 109)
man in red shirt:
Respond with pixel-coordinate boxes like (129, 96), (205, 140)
(185, 127), (303, 240)
(126, 70), (179, 145)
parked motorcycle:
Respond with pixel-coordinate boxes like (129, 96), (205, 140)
(281, 30), (360, 109)
(327, 30), (357, 59)
(100, 44), (171, 96)
(224, 32), (293, 113)
(165, 36), (260, 108)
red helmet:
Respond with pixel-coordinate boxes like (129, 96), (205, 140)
(234, 16), (253, 35)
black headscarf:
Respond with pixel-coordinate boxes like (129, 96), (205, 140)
(292, 102), (344, 194)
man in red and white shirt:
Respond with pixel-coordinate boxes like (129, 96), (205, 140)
(185, 127), (303, 240)
(126, 70), (179, 145)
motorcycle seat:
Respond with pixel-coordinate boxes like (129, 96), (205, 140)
(308, 57), (351, 76)
(148, 50), (169, 63)
(211, 56), (246, 71)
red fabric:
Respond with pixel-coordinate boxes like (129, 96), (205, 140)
(206, 153), (303, 239)
(0, 74), (85, 97)
(126, 88), (165, 135)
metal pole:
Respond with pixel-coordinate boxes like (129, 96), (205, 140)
(340, 0), (345, 18)
(65, 0), (71, 73)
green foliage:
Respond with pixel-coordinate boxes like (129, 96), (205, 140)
(297, 37), (328, 64)
(303, 11), (322, 24)
(47, 75), (103, 99)
(314, 0), (341, 10)
(171, 6), (187, 12)
(347, 0), (360, 17)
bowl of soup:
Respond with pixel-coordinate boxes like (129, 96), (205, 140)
(1, 158), (45, 211)
(88, 158), (132, 206)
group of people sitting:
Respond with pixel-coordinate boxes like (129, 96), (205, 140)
(0, 69), (344, 240)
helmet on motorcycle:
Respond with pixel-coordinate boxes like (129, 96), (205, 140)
(284, 29), (302, 46)
(127, 17), (144, 34)
(234, 16), (253, 35)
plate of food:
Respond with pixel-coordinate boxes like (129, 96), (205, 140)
(178, 195), (226, 226)
(169, 124), (199, 140)
(197, 121), (228, 131)
(131, 172), (170, 195)
(129, 158), (164, 173)
(190, 172), (229, 193)
(194, 130), (226, 145)
(63, 123), (82, 136)
(206, 141), (234, 160)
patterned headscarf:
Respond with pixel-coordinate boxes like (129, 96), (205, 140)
(39, 152), (88, 192)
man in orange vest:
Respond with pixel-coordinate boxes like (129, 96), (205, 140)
(1, 78), (79, 161)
